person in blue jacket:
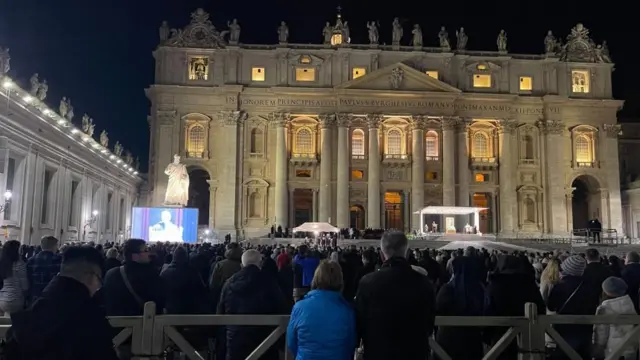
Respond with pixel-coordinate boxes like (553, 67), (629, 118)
(287, 260), (357, 360)
(293, 246), (320, 300)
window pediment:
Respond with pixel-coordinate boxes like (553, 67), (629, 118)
(243, 178), (269, 187)
(181, 113), (212, 123)
(517, 185), (542, 193)
(465, 61), (501, 72)
(570, 124), (598, 135)
(288, 53), (324, 66)
(246, 115), (268, 128)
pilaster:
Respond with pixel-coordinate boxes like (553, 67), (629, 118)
(366, 114), (382, 228)
(335, 113), (351, 228)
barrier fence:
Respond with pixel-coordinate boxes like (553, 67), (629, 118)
(0, 301), (638, 360)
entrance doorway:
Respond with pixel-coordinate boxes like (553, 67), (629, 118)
(472, 193), (491, 233)
(350, 205), (365, 229)
(187, 167), (211, 226)
(571, 175), (601, 232)
(293, 189), (313, 226)
(384, 191), (403, 230)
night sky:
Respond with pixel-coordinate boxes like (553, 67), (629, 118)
(0, 0), (635, 172)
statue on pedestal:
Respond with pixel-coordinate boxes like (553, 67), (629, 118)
(322, 22), (332, 44)
(456, 27), (468, 50)
(59, 97), (69, 118)
(497, 29), (507, 52)
(367, 21), (379, 45)
(29, 74), (40, 96)
(278, 21), (289, 44)
(113, 141), (123, 156)
(164, 154), (189, 206)
(65, 99), (75, 121)
(438, 26), (450, 49)
(36, 80), (48, 101)
(544, 30), (557, 54)
(411, 24), (423, 47)
(100, 130), (109, 147)
(391, 18), (403, 45)
(0, 47), (10, 76)
(227, 19), (241, 44)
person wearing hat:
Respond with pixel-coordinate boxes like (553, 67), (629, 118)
(593, 277), (637, 359)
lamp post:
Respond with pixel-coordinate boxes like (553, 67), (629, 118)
(82, 210), (99, 243)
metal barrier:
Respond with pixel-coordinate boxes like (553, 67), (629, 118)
(0, 302), (639, 360)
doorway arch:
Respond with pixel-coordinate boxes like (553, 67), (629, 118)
(187, 167), (211, 226)
(350, 205), (365, 229)
(571, 174), (601, 231)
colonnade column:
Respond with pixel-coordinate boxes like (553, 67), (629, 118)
(411, 116), (426, 231)
(442, 117), (457, 207)
(335, 113), (351, 228)
(539, 119), (567, 234)
(498, 119), (518, 234)
(367, 114), (382, 229)
(318, 114), (335, 223)
(456, 119), (471, 208)
(272, 112), (289, 229)
(602, 124), (624, 234)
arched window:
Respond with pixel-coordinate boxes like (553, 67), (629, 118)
(250, 128), (264, 153)
(575, 135), (592, 163)
(522, 135), (534, 159)
(387, 129), (402, 155)
(187, 125), (205, 158)
(472, 132), (489, 157)
(425, 131), (439, 158)
(249, 192), (262, 218)
(351, 129), (365, 158)
(295, 128), (314, 154)
(524, 198), (536, 223)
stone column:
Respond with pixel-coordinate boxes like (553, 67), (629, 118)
(602, 124), (624, 235)
(411, 115), (426, 230)
(336, 113), (351, 228)
(456, 119), (471, 208)
(271, 112), (289, 228)
(498, 119), (518, 234)
(539, 119), (568, 235)
(312, 189), (319, 221)
(367, 114), (382, 228)
(442, 117), (457, 206)
(318, 114), (335, 223)
(404, 191), (411, 232)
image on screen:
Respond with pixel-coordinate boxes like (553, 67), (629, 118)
(131, 207), (199, 243)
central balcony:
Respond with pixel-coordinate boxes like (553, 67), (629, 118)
(383, 153), (411, 167)
(290, 153), (317, 166)
(470, 156), (498, 170)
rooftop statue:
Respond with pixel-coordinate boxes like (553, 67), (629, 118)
(544, 30), (558, 54)
(391, 18), (403, 45)
(59, 97), (69, 118)
(438, 26), (450, 50)
(497, 30), (507, 52)
(36, 79), (48, 101)
(100, 130), (109, 147)
(367, 21), (379, 45)
(159, 21), (170, 42)
(411, 24), (423, 47)
(227, 19), (241, 44)
(0, 47), (10, 76)
(456, 27), (468, 50)
(278, 21), (289, 44)
(113, 141), (123, 156)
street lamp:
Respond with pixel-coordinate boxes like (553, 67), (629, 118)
(0, 190), (12, 214)
(82, 210), (99, 242)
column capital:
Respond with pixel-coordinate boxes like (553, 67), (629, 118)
(602, 124), (622, 138)
(336, 113), (353, 127)
(269, 112), (290, 127)
(219, 110), (248, 126)
(318, 113), (336, 129)
(536, 119), (565, 135)
(366, 114), (383, 129)
(441, 116), (459, 131)
(456, 118), (472, 133)
(410, 115), (429, 131)
(497, 118), (519, 135)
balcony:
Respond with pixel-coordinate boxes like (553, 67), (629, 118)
(383, 153), (411, 167)
(470, 156), (498, 170)
(290, 153), (317, 166)
(576, 161), (597, 168)
(426, 156), (440, 162)
(519, 158), (538, 166)
(351, 154), (366, 160)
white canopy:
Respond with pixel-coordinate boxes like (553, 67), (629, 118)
(414, 206), (488, 215)
(292, 222), (340, 233)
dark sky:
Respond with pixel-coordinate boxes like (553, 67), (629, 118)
(0, 0), (635, 172)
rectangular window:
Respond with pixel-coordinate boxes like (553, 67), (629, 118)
(519, 76), (533, 91)
(295, 67), (315, 82)
(69, 180), (80, 226)
(295, 170), (311, 178)
(571, 70), (590, 93)
(473, 74), (492, 88)
(475, 173), (490, 182)
(351, 170), (364, 180)
(251, 67), (265, 82)
(41, 169), (54, 224)
(188, 56), (209, 81)
(426, 71), (439, 79)
(352, 67), (366, 79)
(3, 158), (15, 221)
(425, 171), (438, 181)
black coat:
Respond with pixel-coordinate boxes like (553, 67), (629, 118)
(103, 261), (165, 316)
(160, 261), (209, 314)
(4, 276), (118, 360)
(355, 257), (436, 360)
(217, 265), (288, 360)
(622, 263), (640, 312)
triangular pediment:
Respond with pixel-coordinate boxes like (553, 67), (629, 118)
(335, 62), (461, 93)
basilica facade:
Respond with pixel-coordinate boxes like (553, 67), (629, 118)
(146, 9), (623, 238)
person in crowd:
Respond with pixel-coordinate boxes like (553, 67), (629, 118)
(593, 276), (637, 360)
(26, 236), (61, 304)
(287, 260), (356, 360)
(354, 249), (376, 292)
(293, 245), (320, 301)
(261, 249), (279, 280)
(355, 231), (435, 360)
(608, 255), (624, 278)
(209, 242), (243, 307)
(3, 246), (117, 360)
(104, 248), (121, 275)
(583, 249), (614, 303)
(484, 255), (545, 360)
(278, 253), (295, 311)
(621, 251), (640, 313)
(0, 240), (28, 316)
(435, 255), (486, 360)
(160, 246), (208, 314)
(540, 257), (561, 303)
(217, 249), (287, 360)
(341, 245), (362, 302)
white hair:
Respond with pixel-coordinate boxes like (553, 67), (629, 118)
(241, 249), (262, 268)
(330, 252), (339, 263)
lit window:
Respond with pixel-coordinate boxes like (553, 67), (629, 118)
(331, 33), (343, 46)
(295, 67), (316, 82)
(425, 171), (438, 181)
(352, 67), (366, 79)
(186, 125), (206, 158)
(251, 67), (265, 82)
(295, 128), (314, 154)
(188, 57), (209, 81)
(425, 131), (438, 158)
(351, 129), (365, 158)
(519, 76), (532, 91)
(426, 71), (439, 79)
(475, 173), (486, 182)
(473, 74), (492, 88)
(351, 170), (364, 180)
(299, 55), (312, 64)
(572, 70), (590, 93)
(477, 64), (487, 70)
(472, 132), (489, 157)
(575, 135), (593, 163)
(387, 129), (402, 155)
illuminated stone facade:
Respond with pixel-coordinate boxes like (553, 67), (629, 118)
(147, 9), (623, 238)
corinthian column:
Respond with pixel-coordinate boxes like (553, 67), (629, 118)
(602, 124), (624, 234)
(367, 114), (382, 229)
(442, 117), (457, 206)
(457, 119), (471, 208)
(336, 113), (351, 228)
(271, 112), (289, 228)
(318, 114), (335, 223)
(411, 115), (426, 231)
(498, 119), (518, 234)
(538, 119), (567, 234)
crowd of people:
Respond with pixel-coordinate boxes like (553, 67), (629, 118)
(0, 233), (638, 359)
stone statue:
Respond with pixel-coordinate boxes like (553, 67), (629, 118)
(411, 24), (423, 47)
(389, 67), (404, 89)
(456, 27), (468, 50)
(113, 141), (123, 156)
(36, 79), (48, 101)
(65, 100), (74, 121)
(159, 21), (170, 42)
(134, 157), (140, 170)
(544, 30), (557, 54)
(29, 74), (40, 96)
(164, 154), (189, 206)
(0, 47), (10, 76)
(438, 26), (450, 49)
(322, 22), (332, 44)
(343, 21), (350, 43)
(59, 97), (69, 118)
(227, 19), (241, 44)
(601, 41), (612, 62)
(100, 130), (109, 147)
(392, 18), (403, 45)
(81, 114), (93, 134)
(497, 29), (507, 52)
(124, 151), (133, 165)
(367, 21), (379, 45)
(278, 21), (289, 44)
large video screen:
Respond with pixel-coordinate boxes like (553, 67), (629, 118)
(131, 207), (199, 243)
